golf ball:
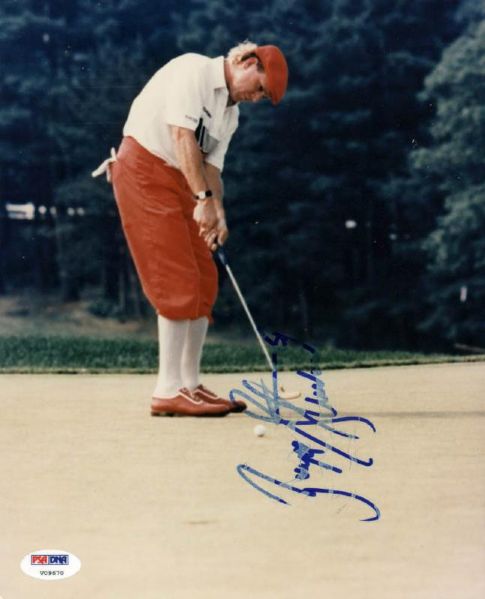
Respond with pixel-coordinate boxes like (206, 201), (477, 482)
(254, 424), (266, 437)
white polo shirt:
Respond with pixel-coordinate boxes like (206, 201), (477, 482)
(123, 53), (239, 172)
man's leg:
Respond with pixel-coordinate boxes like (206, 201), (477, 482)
(181, 316), (209, 391)
(151, 313), (230, 416)
(153, 315), (189, 399)
(111, 139), (230, 416)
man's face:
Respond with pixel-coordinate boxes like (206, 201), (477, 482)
(229, 57), (269, 104)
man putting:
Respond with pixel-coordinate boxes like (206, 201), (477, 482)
(95, 41), (288, 416)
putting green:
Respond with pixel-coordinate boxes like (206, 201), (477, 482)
(0, 362), (484, 598)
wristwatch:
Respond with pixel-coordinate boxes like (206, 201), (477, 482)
(194, 190), (213, 201)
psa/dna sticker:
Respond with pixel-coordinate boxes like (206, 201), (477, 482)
(20, 549), (81, 580)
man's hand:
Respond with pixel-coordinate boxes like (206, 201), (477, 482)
(193, 199), (218, 236)
(195, 206), (229, 251)
(206, 214), (229, 249)
(215, 213), (229, 247)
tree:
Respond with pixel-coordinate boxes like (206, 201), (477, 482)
(411, 18), (485, 346)
(53, 38), (149, 306)
(176, 0), (460, 345)
(1, 0), (475, 347)
(0, 0), (72, 292)
(0, 0), (190, 301)
(50, 0), (191, 306)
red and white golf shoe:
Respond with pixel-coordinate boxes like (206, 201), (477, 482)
(151, 388), (231, 417)
(192, 384), (247, 413)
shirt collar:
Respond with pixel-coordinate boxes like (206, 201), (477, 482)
(209, 56), (228, 91)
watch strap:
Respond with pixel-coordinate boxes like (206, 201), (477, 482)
(194, 189), (213, 200)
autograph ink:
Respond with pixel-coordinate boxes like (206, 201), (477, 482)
(230, 332), (381, 522)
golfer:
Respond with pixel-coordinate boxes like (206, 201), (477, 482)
(95, 41), (288, 416)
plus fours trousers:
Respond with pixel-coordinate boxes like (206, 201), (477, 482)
(111, 136), (218, 321)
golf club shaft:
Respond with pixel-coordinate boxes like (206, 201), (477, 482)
(217, 249), (274, 372)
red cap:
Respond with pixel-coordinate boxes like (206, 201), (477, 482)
(253, 45), (288, 105)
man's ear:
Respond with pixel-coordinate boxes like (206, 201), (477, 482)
(243, 56), (258, 69)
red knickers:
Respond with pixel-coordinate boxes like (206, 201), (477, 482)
(111, 136), (218, 321)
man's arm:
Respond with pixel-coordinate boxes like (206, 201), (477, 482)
(203, 162), (224, 215)
(170, 125), (217, 234)
(170, 126), (207, 193)
(203, 162), (229, 247)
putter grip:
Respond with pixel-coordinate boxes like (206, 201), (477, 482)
(216, 247), (228, 266)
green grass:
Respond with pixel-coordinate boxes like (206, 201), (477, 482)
(0, 335), (483, 374)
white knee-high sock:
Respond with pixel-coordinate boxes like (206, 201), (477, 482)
(181, 316), (209, 391)
(152, 315), (189, 399)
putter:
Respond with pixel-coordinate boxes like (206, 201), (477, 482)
(216, 247), (300, 400)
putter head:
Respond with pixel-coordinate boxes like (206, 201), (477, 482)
(278, 387), (301, 400)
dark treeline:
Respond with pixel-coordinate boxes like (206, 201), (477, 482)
(0, 0), (484, 349)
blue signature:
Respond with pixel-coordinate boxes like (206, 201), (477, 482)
(230, 332), (380, 522)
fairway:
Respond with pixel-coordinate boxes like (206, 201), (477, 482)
(0, 362), (484, 598)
